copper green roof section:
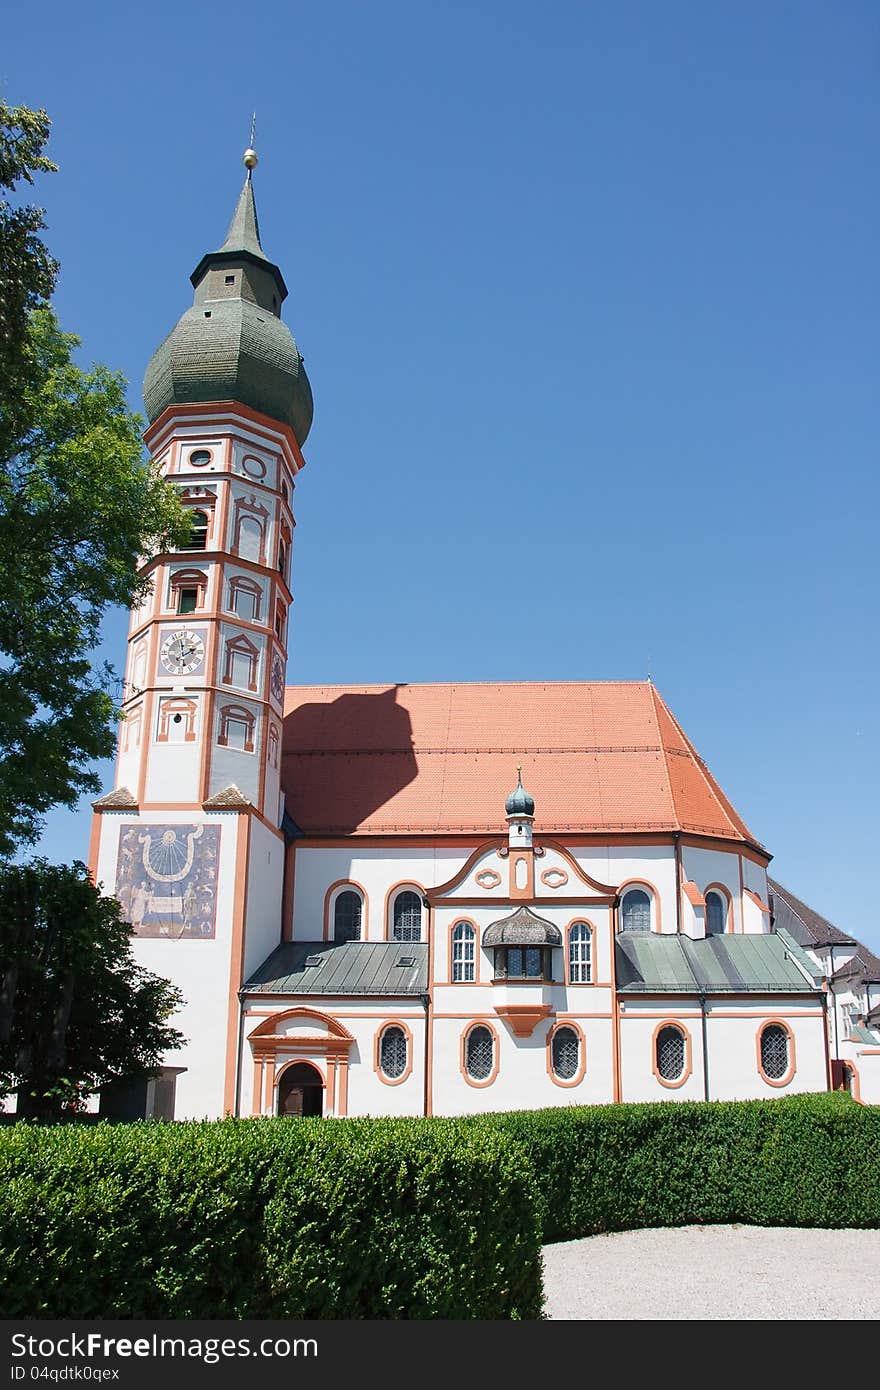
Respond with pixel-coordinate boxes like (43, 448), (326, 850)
(245, 941), (428, 996)
(616, 932), (821, 994)
(143, 161), (313, 444)
(218, 174), (265, 259)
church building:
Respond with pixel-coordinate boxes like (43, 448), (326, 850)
(89, 150), (875, 1120)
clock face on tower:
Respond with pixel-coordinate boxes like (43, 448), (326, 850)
(160, 628), (206, 675)
(270, 653), (285, 703)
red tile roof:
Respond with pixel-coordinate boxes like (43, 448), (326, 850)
(280, 681), (764, 847)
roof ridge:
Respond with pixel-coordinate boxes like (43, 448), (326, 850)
(647, 684), (678, 831)
(651, 686), (760, 847)
(284, 680), (657, 691)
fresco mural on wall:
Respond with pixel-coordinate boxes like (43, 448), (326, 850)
(115, 824), (221, 938)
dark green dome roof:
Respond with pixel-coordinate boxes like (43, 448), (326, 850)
(505, 767), (535, 818)
(143, 171), (313, 445)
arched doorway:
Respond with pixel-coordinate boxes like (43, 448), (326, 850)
(277, 1062), (324, 1118)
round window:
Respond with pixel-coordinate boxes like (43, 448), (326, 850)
(241, 455), (267, 479)
(189, 449), (212, 467)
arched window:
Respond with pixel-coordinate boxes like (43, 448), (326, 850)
(169, 568), (207, 614)
(379, 1025), (408, 1081)
(228, 576), (262, 623)
(621, 888), (652, 932)
(568, 923), (592, 983)
(392, 890), (422, 942)
(182, 508), (209, 550)
(218, 704), (256, 753)
(334, 890), (362, 944)
(452, 921), (475, 982)
(551, 1026), (581, 1081)
(706, 891), (726, 936)
(655, 1025), (686, 1082)
(465, 1025), (494, 1082)
(223, 635), (259, 691)
(760, 1024), (789, 1081)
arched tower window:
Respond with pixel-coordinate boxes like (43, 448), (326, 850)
(392, 890), (422, 942)
(169, 568), (207, 614)
(334, 890), (363, 944)
(621, 888), (652, 932)
(182, 508), (209, 550)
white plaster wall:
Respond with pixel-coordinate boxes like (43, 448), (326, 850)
(291, 846), (466, 942)
(430, 1013), (614, 1114)
(242, 817), (284, 979)
(741, 858), (771, 934)
(95, 809), (242, 1119)
(209, 698), (262, 803)
(574, 845), (678, 933)
(231, 438), (278, 490)
(843, 1048), (880, 1105)
(144, 715), (202, 803)
(239, 1002), (426, 1118)
(681, 845), (744, 932)
(703, 1006), (828, 1100)
(618, 1004), (705, 1103)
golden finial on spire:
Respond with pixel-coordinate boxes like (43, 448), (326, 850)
(243, 112), (258, 171)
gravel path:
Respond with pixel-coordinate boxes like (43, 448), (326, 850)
(541, 1225), (880, 1319)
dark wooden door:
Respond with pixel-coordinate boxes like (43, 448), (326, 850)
(278, 1062), (323, 1118)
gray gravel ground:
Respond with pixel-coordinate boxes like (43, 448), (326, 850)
(541, 1225), (880, 1319)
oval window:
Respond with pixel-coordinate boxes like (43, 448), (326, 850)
(655, 1025), (686, 1082)
(551, 1026), (580, 1081)
(189, 449), (212, 467)
(465, 1025), (494, 1081)
(760, 1024), (789, 1081)
(379, 1025), (407, 1081)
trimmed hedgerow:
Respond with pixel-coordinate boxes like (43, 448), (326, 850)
(0, 1117), (542, 1320)
(465, 1091), (880, 1242)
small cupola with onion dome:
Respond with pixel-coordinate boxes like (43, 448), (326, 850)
(505, 764), (535, 848)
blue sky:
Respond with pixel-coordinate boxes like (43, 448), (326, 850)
(5, 2), (879, 950)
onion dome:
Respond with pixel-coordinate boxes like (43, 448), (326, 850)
(505, 765), (535, 818)
(143, 150), (313, 445)
(483, 905), (561, 947)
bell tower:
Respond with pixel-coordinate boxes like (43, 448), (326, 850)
(89, 146), (312, 1119)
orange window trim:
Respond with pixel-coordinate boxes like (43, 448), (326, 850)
(651, 1019), (693, 1090)
(374, 1019), (415, 1086)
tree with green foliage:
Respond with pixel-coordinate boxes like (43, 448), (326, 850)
(0, 859), (184, 1120)
(0, 100), (190, 857)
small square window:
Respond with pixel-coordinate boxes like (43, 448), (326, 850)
(177, 587), (198, 615)
(225, 274), (235, 285)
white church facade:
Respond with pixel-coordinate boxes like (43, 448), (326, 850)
(89, 153), (879, 1120)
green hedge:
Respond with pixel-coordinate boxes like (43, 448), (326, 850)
(0, 1117), (543, 1319)
(467, 1091), (880, 1242)
(2, 1095), (875, 1319)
